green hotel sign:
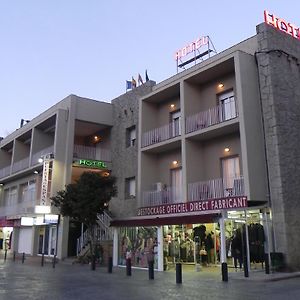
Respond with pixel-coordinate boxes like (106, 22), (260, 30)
(74, 159), (107, 169)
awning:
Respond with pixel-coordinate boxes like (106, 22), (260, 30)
(110, 213), (220, 227)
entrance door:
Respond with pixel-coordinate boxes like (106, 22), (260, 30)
(38, 225), (57, 256)
(171, 167), (182, 203)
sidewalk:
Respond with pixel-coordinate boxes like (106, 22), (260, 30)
(1, 255), (300, 300)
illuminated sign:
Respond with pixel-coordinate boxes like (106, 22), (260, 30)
(175, 36), (208, 60)
(137, 196), (247, 217)
(74, 159), (107, 169)
(44, 214), (59, 224)
(264, 10), (300, 39)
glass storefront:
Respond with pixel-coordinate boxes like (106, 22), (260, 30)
(118, 226), (158, 269)
(116, 209), (269, 273)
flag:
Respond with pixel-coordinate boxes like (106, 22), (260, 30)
(145, 70), (149, 82)
(132, 77), (137, 88)
(138, 73), (143, 85)
(126, 80), (132, 90)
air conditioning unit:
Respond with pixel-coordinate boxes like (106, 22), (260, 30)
(155, 182), (163, 191)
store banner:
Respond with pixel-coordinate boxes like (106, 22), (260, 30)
(137, 196), (247, 217)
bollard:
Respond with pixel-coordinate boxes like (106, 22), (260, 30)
(41, 253), (44, 267)
(13, 251), (16, 262)
(108, 257), (113, 273)
(52, 255), (56, 268)
(221, 262), (228, 282)
(126, 258), (132, 276)
(243, 255), (249, 278)
(148, 261), (154, 280)
(176, 263), (182, 284)
(4, 250), (7, 261)
(91, 255), (96, 271)
(265, 254), (270, 274)
(22, 252), (25, 264)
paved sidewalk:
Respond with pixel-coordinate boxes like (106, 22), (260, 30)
(1, 255), (300, 300)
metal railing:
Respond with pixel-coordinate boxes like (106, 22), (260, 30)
(188, 176), (245, 202)
(73, 145), (111, 162)
(185, 100), (237, 134)
(141, 186), (183, 207)
(142, 122), (181, 148)
(0, 166), (11, 179)
(76, 210), (113, 256)
(12, 157), (30, 174)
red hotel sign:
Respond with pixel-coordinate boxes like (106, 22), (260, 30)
(174, 36), (208, 61)
(264, 10), (300, 39)
(137, 196), (247, 217)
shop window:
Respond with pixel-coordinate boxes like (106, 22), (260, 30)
(125, 177), (136, 198)
(126, 126), (136, 147)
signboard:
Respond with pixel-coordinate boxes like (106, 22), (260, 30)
(175, 36), (209, 61)
(73, 159), (107, 169)
(40, 156), (51, 206)
(44, 214), (59, 224)
(137, 196), (247, 217)
(264, 10), (300, 39)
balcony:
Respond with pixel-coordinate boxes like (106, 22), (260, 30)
(73, 145), (111, 162)
(141, 186), (182, 207)
(185, 99), (237, 134)
(0, 166), (11, 179)
(142, 122), (181, 148)
(31, 146), (54, 166)
(188, 176), (245, 202)
(12, 157), (30, 174)
(140, 177), (245, 208)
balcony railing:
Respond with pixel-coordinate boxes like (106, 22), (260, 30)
(0, 166), (11, 179)
(73, 145), (111, 162)
(141, 186), (183, 207)
(142, 122), (181, 148)
(140, 177), (245, 208)
(0, 199), (36, 216)
(31, 146), (54, 166)
(188, 176), (245, 202)
(185, 99), (237, 134)
(12, 157), (30, 174)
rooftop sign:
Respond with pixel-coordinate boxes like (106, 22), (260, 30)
(264, 10), (300, 39)
(174, 36), (208, 61)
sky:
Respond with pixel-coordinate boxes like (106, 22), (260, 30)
(0, 1), (299, 137)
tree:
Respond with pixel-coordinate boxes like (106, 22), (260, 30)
(51, 172), (117, 269)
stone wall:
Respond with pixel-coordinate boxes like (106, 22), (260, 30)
(256, 23), (300, 270)
(110, 81), (155, 218)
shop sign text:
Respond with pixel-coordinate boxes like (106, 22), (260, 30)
(74, 159), (107, 169)
(137, 196), (247, 217)
(264, 10), (300, 39)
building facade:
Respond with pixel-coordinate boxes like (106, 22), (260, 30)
(0, 17), (300, 274)
(111, 21), (300, 273)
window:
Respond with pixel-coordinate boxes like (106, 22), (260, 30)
(126, 126), (136, 147)
(125, 177), (136, 198)
(218, 90), (236, 121)
(20, 180), (36, 202)
(4, 187), (18, 206)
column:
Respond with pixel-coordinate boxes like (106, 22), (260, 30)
(157, 226), (164, 271)
(113, 228), (118, 266)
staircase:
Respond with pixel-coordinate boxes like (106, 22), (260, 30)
(76, 210), (113, 256)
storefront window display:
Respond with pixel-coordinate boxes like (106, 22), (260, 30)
(118, 227), (158, 269)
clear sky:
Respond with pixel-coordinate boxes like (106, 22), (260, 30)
(0, 1), (299, 137)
